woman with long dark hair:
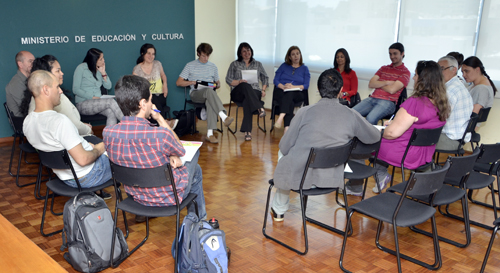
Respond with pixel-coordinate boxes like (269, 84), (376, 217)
(333, 48), (358, 105)
(225, 42), (269, 141)
(373, 60), (450, 193)
(461, 56), (497, 114)
(73, 48), (123, 126)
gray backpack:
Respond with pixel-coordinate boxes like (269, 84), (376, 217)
(60, 192), (128, 273)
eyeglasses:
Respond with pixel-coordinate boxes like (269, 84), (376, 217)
(440, 66), (453, 71)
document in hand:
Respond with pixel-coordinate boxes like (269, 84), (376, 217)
(180, 141), (203, 165)
(241, 70), (258, 84)
(284, 87), (302, 92)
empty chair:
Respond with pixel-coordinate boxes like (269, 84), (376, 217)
(340, 162), (450, 273)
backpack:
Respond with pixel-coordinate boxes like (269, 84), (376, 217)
(174, 109), (196, 137)
(60, 192), (128, 273)
(172, 213), (229, 273)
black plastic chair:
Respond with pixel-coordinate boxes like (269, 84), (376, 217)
(340, 162), (450, 273)
(108, 161), (199, 272)
(343, 136), (382, 200)
(227, 99), (266, 134)
(471, 107), (491, 150)
(378, 87), (407, 124)
(388, 149), (480, 248)
(270, 86), (309, 132)
(4, 102), (39, 187)
(262, 141), (355, 255)
(182, 86), (223, 133)
(380, 126), (444, 188)
(480, 217), (500, 273)
(347, 92), (361, 108)
(38, 150), (117, 237)
(434, 113), (478, 164)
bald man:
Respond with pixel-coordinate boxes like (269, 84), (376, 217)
(6, 51), (35, 117)
(23, 70), (112, 192)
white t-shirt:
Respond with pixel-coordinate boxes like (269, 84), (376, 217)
(23, 110), (94, 180)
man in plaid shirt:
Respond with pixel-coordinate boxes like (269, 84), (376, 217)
(103, 75), (206, 222)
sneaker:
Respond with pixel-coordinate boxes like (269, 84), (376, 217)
(203, 135), (219, 144)
(97, 191), (112, 200)
(345, 187), (363, 197)
(200, 108), (207, 120)
(373, 174), (391, 194)
(270, 207), (284, 222)
(223, 116), (234, 127)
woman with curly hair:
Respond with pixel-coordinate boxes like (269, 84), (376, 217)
(373, 60), (450, 193)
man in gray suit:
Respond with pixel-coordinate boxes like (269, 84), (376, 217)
(270, 68), (381, 221)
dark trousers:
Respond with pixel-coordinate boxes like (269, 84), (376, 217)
(152, 93), (170, 119)
(230, 83), (262, 132)
(274, 87), (304, 127)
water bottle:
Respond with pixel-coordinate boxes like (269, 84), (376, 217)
(208, 217), (219, 229)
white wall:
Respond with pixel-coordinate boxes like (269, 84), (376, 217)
(195, 0), (500, 146)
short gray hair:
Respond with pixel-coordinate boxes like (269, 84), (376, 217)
(438, 56), (458, 70)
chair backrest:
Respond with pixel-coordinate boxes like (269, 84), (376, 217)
(401, 126), (443, 168)
(406, 160), (450, 197)
(109, 161), (175, 188)
(350, 137), (381, 156)
(348, 93), (361, 108)
(458, 114), (478, 145)
(476, 143), (500, 166)
(445, 148), (480, 184)
(38, 149), (82, 190)
(299, 140), (355, 189)
(477, 107), (491, 123)
(394, 87), (407, 113)
(4, 102), (24, 135)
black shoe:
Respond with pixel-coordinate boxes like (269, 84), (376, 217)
(270, 208), (284, 222)
(97, 191), (112, 200)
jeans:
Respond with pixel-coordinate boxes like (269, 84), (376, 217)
(183, 150), (207, 220)
(353, 97), (396, 125)
(63, 154), (112, 188)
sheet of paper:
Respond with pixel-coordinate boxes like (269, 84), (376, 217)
(180, 141), (203, 164)
(344, 163), (352, 173)
(241, 70), (258, 84)
(101, 95), (115, 99)
(284, 88), (302, 92)
(373, 125), (386, 130)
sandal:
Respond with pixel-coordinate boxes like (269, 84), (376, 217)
(245, 133), (252, 141)
(258, 108), (266, 118)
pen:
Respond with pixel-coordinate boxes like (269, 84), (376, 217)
(388, 114), (395, 122)
(153, 109), (161, 113)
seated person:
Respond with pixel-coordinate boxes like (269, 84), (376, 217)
(435, 56), (473, 150)
(103, 75), (206, 221)
(353, 43), (411, 125)
(176, 43), (234, 144)
(23, 70), (111, 192)
(20, 55), (94, 136)
(374, 61), (449, 193)
(461, 56), (496, 123)
(5, 51), (34, 117)
(334, 48), (358, 106)
(270, 69), (381, 221)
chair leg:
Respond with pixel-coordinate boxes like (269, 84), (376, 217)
(257, 107), (266, 133)
(15, 148), (37, 188)
(262, 184), (307, 255)
(306, 189), (351, 236)
(414, 197), (471, 248)
(376, 216), (442, 271)
(480, 224), (499, 273)
(8, 135), (18, 177)
(40, 189), (63, 237)
(228, 105), (238, 134)
(339, 210), (356, 272)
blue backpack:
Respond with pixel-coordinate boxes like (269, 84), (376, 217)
(172, 213), (228, 273)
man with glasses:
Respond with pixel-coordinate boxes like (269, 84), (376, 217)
(435, 56), (473, 150)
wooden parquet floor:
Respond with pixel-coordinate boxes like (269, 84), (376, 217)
(1, 106), (500, 272)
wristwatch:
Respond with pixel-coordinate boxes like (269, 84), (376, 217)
(342, 92), (347, 97)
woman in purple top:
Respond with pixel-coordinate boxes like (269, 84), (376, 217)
(374, 60), (450, 193)
(273, 46), (310, 133)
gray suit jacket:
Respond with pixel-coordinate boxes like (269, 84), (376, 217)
(274, 98), (381, 190)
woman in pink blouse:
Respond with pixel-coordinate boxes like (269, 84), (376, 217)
(334, 48), (358, 106)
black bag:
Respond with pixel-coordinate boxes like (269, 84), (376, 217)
(61, 192), (128, 273)
(173, 109), (196, 137)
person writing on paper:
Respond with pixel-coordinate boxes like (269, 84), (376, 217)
(334, 48), (358, 106)
(73, 48), (123, 126)
(269, 69), (380, 221)
(176, 43), (233, 144)
(273, 46), (310, 132)
(373, 60), (449, 194)
(103, 75), (206, 222)
(225, 42), (269, 141)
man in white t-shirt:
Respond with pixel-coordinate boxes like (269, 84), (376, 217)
(23, 70), (111, 190)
